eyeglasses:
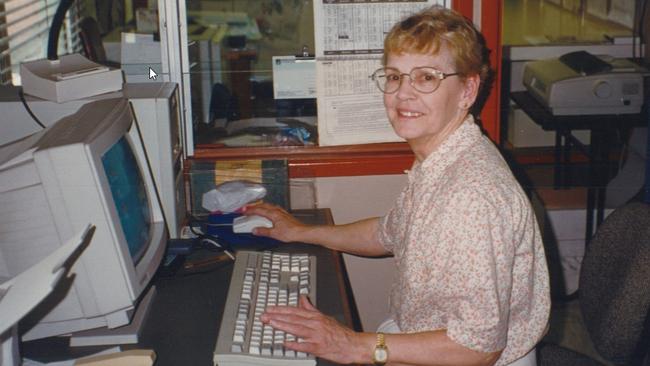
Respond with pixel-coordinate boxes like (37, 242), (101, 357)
(370, 66), (460, 94)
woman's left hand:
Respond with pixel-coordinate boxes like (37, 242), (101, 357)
(261, 295), (363, 364)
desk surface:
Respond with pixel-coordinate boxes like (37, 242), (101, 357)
(22, 209), (354, 366)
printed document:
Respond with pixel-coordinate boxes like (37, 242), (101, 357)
(313, 0), (447, 146)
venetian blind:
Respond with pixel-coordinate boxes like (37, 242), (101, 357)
(0, 0), (83, 85)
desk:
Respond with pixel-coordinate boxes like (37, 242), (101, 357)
(510, 91), (647, 241)
(22, 209), (354, 366)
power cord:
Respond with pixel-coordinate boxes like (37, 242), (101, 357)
(158, 222), (236, 279)
(187, 219), (235, 260)
(199, 237), (235, 260)
(18, 89), (46, 129)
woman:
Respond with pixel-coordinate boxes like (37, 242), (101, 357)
(246, 6), (550, 366)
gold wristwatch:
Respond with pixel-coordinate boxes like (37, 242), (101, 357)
(372, 332), (388, 365)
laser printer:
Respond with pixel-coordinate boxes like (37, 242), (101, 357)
(522, 51), (646, 115)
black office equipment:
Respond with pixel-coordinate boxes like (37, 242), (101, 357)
(558, 51), (612, 75)
(510, 91), (647, 241)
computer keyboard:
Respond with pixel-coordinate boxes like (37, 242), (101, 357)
(214, 250), (317, 366)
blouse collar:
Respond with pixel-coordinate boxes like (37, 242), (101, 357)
(408, 115), (481, 181)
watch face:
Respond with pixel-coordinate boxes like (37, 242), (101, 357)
(374, 347), (388, 362)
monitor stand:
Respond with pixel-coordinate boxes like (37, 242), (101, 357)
(69, 286), (156, 347)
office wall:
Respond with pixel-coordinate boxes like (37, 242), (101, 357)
(291, 174), (407, 331)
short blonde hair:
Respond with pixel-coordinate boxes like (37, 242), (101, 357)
(383, 6), (490, 86)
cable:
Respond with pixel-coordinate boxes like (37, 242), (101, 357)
(200, 237), (235, 260)
(47, 0), (74, 60)
(187, 217), (235, 255)
(157, 251), (234, 279)
(188, 219), (209, 237)
(18, 89), (46, 129)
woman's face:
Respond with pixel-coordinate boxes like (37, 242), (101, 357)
(383, 47), (478, 159)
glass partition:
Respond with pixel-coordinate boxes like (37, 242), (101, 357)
(183, 0), (317, 149)
(89, 1), (163, 82)
(503, 0), (634, 46)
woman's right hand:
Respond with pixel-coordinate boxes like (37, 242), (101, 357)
(243, 202), (308, 243)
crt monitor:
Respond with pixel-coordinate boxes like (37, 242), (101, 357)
(0, 98), (167, 341)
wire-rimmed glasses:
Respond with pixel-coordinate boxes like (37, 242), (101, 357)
(370, 66), (460, 94)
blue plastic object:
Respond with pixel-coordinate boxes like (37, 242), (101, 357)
(166, 238), (197, 255)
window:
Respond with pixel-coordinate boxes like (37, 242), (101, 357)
(156, 1), (500, 178)
(180, 0), (317, 149)
(0, 0), (83, 85)
(503, 0), (634, 46)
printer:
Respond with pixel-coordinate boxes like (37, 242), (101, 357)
(523, 51), (646, 116)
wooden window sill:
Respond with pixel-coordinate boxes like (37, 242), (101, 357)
(191, 143), (415, 178)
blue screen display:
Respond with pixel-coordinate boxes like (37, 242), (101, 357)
(101, 137), (151, 263)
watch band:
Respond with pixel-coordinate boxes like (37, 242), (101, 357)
(373, 332), (388, 365)
(376, 332), (385, 347)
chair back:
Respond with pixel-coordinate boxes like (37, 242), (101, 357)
(580, 201), (650, 365)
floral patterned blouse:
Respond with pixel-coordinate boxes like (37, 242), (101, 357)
(378, 116), (550, 365)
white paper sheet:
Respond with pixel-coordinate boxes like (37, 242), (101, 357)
(313, 0), (447, 146)
(316, 58), (399, 146)
(272, 56), (317, 99)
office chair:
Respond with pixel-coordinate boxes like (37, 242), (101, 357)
(208, 83), (240, 125)
(537, 201), (650, 366)
(78, 17), (109, 64)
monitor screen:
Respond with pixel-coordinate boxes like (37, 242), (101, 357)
(102, 137), (152, 263)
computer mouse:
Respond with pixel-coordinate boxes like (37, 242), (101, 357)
(232, 215), (274, 233)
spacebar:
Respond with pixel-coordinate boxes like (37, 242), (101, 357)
(214, 353), (316, 366)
